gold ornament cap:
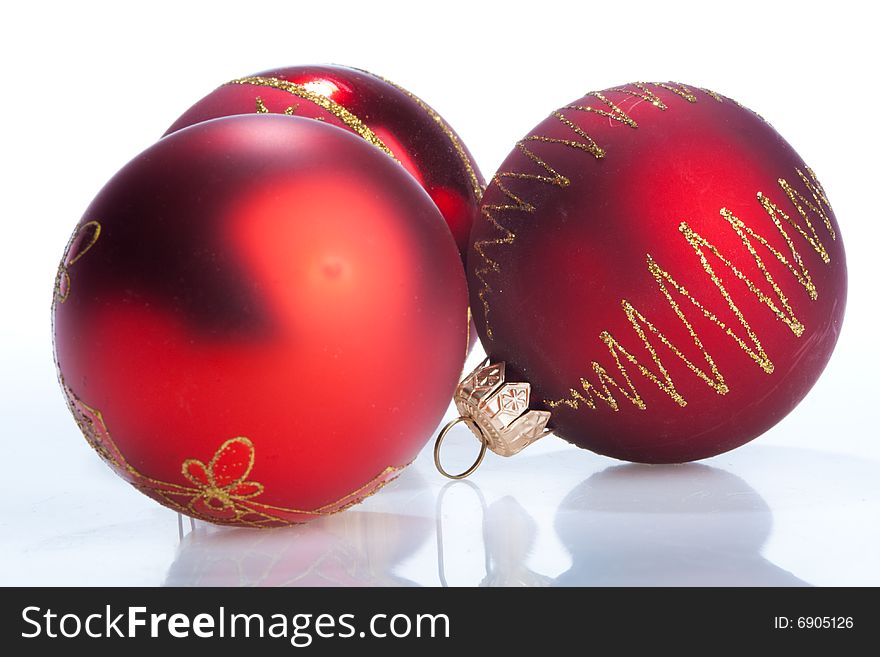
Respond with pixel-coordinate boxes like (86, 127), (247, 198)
(434, 360), (552, 479)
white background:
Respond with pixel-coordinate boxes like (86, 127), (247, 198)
(1, 0), (877, 586)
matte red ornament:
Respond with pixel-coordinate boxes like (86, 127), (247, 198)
(468, 82), (847, 463)
(165, 64), (484, 263)
(54, 115), (468, 526)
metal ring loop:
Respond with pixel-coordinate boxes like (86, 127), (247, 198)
(433, 416), (488, 480)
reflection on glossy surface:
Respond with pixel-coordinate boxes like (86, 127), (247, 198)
(165, 470), (433, 586)
(554, 464), (810, 586)
(12, 438), (877, 586)
(165, 511), (432, 586)
(481, 496), (552, 587)
(158, 449), (867, 587)
(436, 482), (551, 587)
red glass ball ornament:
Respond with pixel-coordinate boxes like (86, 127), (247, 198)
(165, 64), (484, 263)
(54, 115), (468, 526)
(469, 82), (846, 463)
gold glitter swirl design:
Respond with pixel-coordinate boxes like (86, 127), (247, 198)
(54, 220), (101, 304)
(62, 375), (122, 468)
(59, 378), (406, 528)
(229, 76), (396, 160)
(699, 87), (725, 103)
(360, 68), (484, 201)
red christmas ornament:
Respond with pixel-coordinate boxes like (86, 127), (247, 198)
(467, 82), (846, 463)
(53, 115), (468, 526)
(165, 64), (484, 263)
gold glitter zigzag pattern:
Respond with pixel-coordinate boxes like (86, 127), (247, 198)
(546, 171), (835, 412)
(475, 82), (707, 339)
(472, 82), (837, 412)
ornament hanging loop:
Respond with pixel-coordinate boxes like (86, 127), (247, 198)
(434, 417), (489, 480)
(433, 359), (553, 480)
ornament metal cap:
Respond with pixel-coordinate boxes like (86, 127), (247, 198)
(433, 359), (552, 479)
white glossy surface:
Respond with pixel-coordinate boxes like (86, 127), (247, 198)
(2, 0), (879, 587)
(2, 354), (879, 587)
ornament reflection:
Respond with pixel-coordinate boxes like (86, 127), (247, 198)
(436, 481), (550, 587)
(165, 472), (432, 586)
(554, 463), (810, 586)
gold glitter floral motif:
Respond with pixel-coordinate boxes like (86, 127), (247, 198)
(54, 220), (101, 304)
(59, 379), (406, 528)
(181, 437), (265, 522)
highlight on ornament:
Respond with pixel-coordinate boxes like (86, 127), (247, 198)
(437, 80), (847, 476)
(165, 64), (484, 266)
(52, 65), (478, 527)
